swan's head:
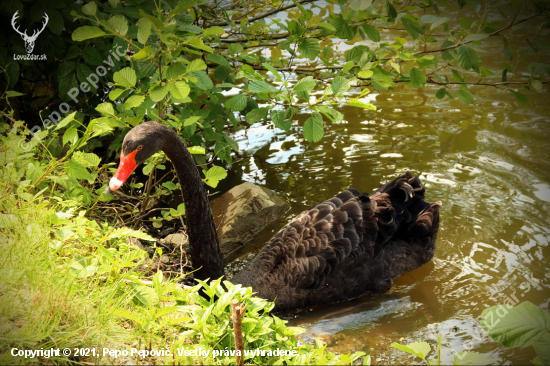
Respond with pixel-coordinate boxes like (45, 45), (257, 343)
(109, 122), (164, 191)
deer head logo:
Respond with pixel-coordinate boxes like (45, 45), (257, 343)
(11, 11), (49, 54)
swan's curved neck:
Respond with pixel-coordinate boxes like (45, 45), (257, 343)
(162, 129), (225, 281)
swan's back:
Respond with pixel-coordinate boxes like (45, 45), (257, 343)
(231, 172), (441, 311)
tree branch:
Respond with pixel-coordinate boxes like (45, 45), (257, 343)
(214, 0), (318, 26)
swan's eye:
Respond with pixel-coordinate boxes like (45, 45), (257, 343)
(137, 145), (143, 151)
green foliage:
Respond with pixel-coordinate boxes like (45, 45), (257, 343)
(481, 301), (550, 365)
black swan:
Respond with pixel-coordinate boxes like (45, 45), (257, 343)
(109, 122), (441, 312)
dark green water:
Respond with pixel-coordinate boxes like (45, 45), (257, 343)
(216, 38), (550, 365)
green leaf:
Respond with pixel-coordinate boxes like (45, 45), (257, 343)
(318, 22), (336, 32)
(202, 166), (228, 188)
(165, 63), (186, 80)
(457, 45), (481, 70)
(206, 53), (230, 67)
(249, 81), (279, 93)
(298, 38), (320, 60)
(361, 24), (380, 42)
(82, 2), (97, 15)
(188, 146), (205, 155)
(435, 87), (446, 99)
(331, 76), (351, 97)
(348, 99), (376, 109)
(108, 15), (128, 36)
(452, 351), (496, 366)
(72, 26), (106, 42)
(131, 46), (153, 61)
(203, 26), (224, 35)
(371, 67), (393, 89)
(109, 88), (125, 101)
(137, 18), (152, 44)
(271, 110), (291, 130)
(385, 0), (397, 21)
(55, 112), (77, 130)
(480, 302), (550, 349)
(113, 67), (137, 88)
(187, 59), (207, 72)
(149, 85), (168, 102)
(510, 90), (529, 105)
(167, 81), (190, 100)
(226, 94), (247, 111)
(189, 71), (213, 90)
(349, 0), (373, 10)
(96, 102), (116, 116)
(391, 342), (431, 360)
(531, 80), (543, 91)
(330, 15), (356, 40)
(73, 151), (100, 168)
(129, 283), (159, 307)
(410, 67), (426, 88)
(303, 114), (324, 142)
(456, 89), (474, 104)
(401, 15), (424, 40)
(317, 106), (344, 122)
(4, 91), (25, 97)
(465, 33), (489, 42)
(246, 108), (268, 124)
(82, 47), (103, 66)
(293, 76), (316, 92)
(66, 158), (93, 181)
(125, 95), (145, 109)
(358, 70), (373, 79)
(262, 63), (282, 81)
(63, 126), (78, 146)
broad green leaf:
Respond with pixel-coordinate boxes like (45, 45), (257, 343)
(431, 17), (449, 30)
(371, 67), (393, 89)
(401, 15), (424, 39)
(202, 166), (228, 188)
(203, 26), (225, 35)
(457, 45), (481, 70)
(349, 0), (373, 10)
(358, 70), (373, 79)
(262, 63), (282, 81)
(82, 47), (103, 66)
(138, 9), (165, 30)
(465, 33), (489, 42)
(420, 15), (439, 24)
(531, 80), (543, 91)
(108, 15), (128, 36)
(108, 227), (155, 241)
(189, 71), (213, 90)
(4, 91), (24, 97)
(293, 76), (316, 92)
(303, 114), (324, 142)
(391, 342), (431, 360)
(114, 67), (137, 88)
(63, 126), (78, 146)
(456, 89), (474, 104)
(249, 81), (279, 93)
(149, 85), (168, 102)
(109, 88), (125, 101)
(129, 282), (159, 307)
(386, 0), (397, 21)
(187, 59), (207, 72)
(435, 87), (446, 99)
(66, 158), (93, 181)
(348, 99), (376, 109)
(167, 81), (190, 99)
(96, 102), (115, 116)
(480, 302), (549, 348)
(188, 146), (205, 155)
(206, 53), (230, 67)
(125, 95), (145, 109)
(318, 22), (336, 32)
(165, 63), (186, 80)
(137, 18), (152, 44)
(317, 106), (344, 122)
(73, 151), (100, 168)
(298, 38), (320, 60)
(510, 90), (529, 105)
(332, 76), (351, 97)
(226, 94), (247, 111)
(361, 24), (380, 42)
(82, 2), (97, 15)
(55, 112), (77, 130)
(330, 15), (355, 40)
(452, 351), (496, 366)
(246, 108), (268, 124)
(131, 46), (153, 60)
(410, 67), (426, 88)
(271, 110), (291, 130)
(72, 26), (106, 42)
(184, 116), (202, 127)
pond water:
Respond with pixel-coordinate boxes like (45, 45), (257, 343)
(213, 14), (550, 364)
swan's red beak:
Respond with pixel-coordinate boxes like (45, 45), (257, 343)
(109, 150), (138, 191)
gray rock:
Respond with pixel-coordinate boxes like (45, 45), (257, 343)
(211, 182), (289, 255)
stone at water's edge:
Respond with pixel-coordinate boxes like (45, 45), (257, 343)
(210, 182), (290, 256)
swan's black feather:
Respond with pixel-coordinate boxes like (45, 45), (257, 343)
(232, 172), (441, 311)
